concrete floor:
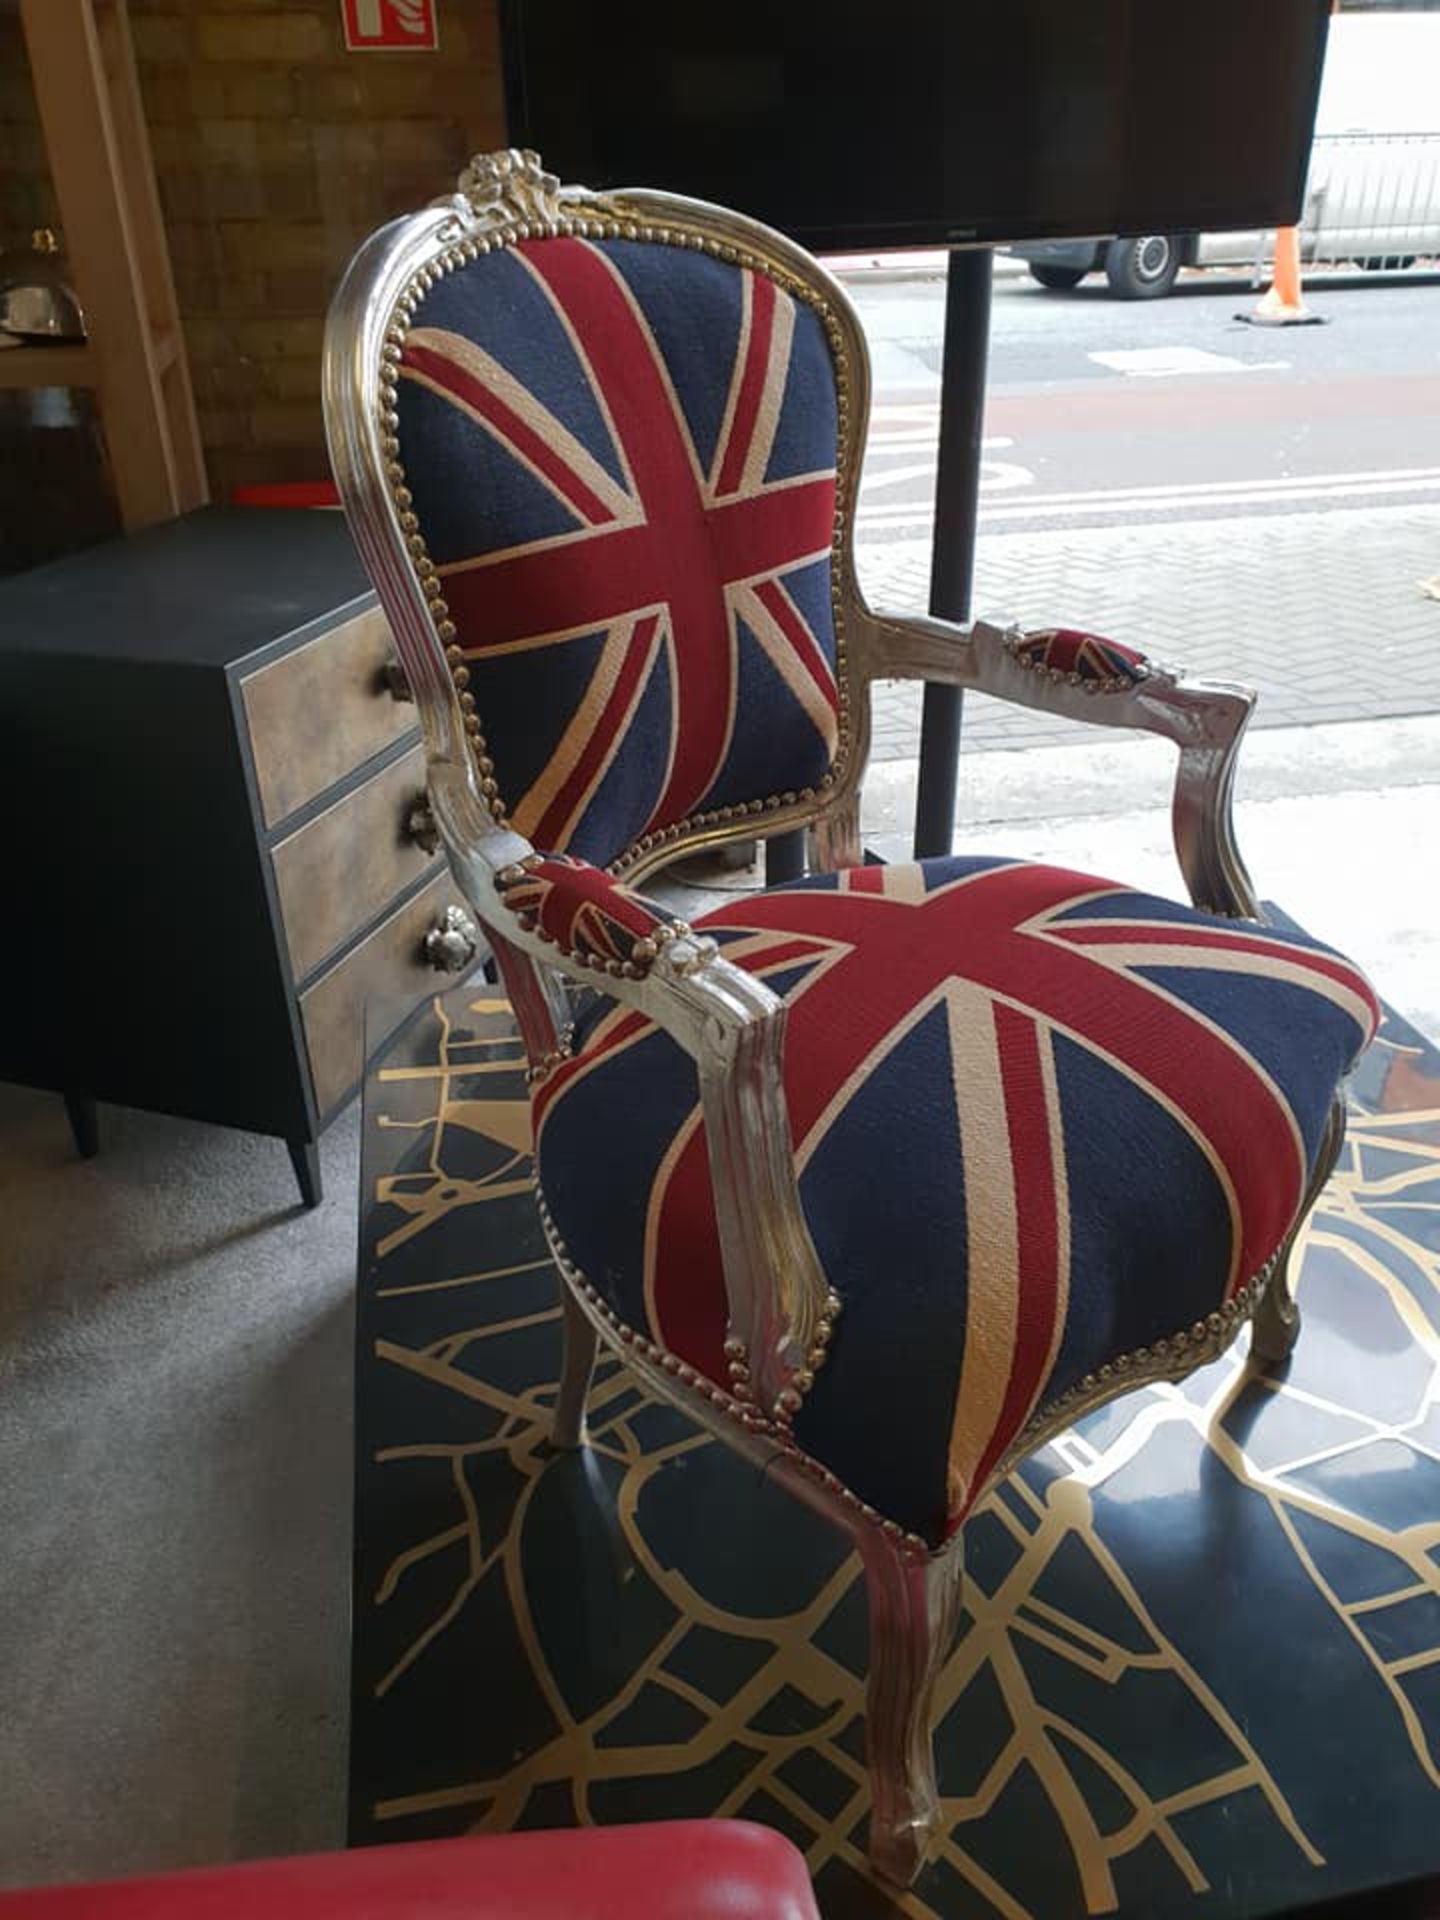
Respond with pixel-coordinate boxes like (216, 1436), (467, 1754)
(0, 1095), (359, 1889)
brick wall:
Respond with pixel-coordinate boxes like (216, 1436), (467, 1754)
(128, 0), (506, 497)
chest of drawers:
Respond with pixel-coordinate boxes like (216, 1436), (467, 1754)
(0, 507), (481, 1205)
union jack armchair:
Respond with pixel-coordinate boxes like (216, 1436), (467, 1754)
(324, 150), (1377, 1886)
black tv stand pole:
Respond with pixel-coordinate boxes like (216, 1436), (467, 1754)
(913, 245), (994, 859)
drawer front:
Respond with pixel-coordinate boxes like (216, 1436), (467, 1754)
(299, 871), (478, 1117)
(272, 744), (437, 983)
(242, 604), (415, 828)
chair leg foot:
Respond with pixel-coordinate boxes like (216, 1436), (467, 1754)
(860, 1526), (965, 1887)
(64, 1092), (99, 1160)
(1251, 1096), (1345, 1370)
(552, 1281), (598, 1449)
(287, 1138), (322, 1209)
(1250, 1266), (1301, 1364)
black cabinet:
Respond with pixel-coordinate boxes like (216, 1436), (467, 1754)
(0, 507), (479, 1204)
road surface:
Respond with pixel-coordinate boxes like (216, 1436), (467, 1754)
(847, 265), (1440, 542)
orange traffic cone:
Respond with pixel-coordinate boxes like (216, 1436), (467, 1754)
(1238, 226), (1325, 326)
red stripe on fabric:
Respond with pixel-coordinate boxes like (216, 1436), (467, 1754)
(845, 865), (887, 894)
(441, 473), (834, 659)
(520, 240), (737, 824)
(719, 931), (836, 976)
(972, 1004), (1061, 1494)
(530, 613), (661, 851)
(716, 272), (776, 498)
(649, 1123), (730, 1382)
(402, 341), (615, 525)
(709, 482), (835, 591)
(522, 859), (661, 951)
(1053, 919), (1379, 1016)
(752, 577), (838, 707)
(444, 525), (659, 653)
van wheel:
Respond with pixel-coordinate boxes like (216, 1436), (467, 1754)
(1030, 264), (1087, 290)
(1104, 235), (1180, 299)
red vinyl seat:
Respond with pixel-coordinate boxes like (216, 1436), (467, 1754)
(0, 1824), (820, 1920)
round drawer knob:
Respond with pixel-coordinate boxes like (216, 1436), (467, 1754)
(381, 656), (414, 703)
(406, 794), (440, 855)
(424, 903), (479, 974)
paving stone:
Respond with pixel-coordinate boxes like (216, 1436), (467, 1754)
(856, 504), (1440, 760)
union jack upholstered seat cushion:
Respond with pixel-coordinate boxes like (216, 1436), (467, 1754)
(394, 235), (842, 870)
(533, 857), (1378, 1548)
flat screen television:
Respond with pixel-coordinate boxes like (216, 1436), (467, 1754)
(500, 0), (1333, 252)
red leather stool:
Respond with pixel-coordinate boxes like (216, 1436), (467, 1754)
(0, 1824), (820, 1920)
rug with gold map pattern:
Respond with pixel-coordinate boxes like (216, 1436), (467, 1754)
(351, 982), (1440, 1919)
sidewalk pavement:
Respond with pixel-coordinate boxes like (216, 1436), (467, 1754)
(856, 502), (1440, 761)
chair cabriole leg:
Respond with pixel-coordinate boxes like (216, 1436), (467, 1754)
(1251, 1095), (1346, 1365)
(1251, 1254), (1302, 1364)
(859, 1526), (965, 1886)
(552, 1279), (598, 1449)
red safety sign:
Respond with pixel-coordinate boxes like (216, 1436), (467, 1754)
(341, 0), (439, 51)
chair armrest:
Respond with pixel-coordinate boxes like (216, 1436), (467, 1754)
(493, 851), (692, 978)
(472, 843), (832, 1423)
(866, 610), (1260, 918)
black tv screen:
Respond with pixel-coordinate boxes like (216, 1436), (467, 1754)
(501, 0), (1333, 252)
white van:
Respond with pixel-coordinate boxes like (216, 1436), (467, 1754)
(1009, 13), (1440, 297)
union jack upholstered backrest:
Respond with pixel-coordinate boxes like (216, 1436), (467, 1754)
(375, 160), (858, 873)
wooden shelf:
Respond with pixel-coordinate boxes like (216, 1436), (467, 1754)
(0, 341), (98, 391)
(17, 0), (207, 527)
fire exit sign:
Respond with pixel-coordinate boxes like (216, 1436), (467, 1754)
(341, 0), (439, 51)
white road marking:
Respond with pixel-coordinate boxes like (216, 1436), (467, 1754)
(862, 462), (947, 492)
(867, 427), (1015, 453)
(975, 472), (1440, 521)
(1088, 346), (1290, 377)
(867, 461), (1440, 511)
(855, 462), (1440, 528)
(866, 435), (945, 453)
(978, 457), (1036, 494)
(864, 455), (1036, 495)
(865, 421), (1037, 495)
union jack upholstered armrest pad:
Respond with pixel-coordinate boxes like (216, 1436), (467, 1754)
(1005, 625), (1150, 691)
(494, 852), (690, 979)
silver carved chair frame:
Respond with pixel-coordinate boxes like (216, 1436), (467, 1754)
(323, 150), (1344, 1886)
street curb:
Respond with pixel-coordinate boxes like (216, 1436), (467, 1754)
(860, 710), (1440, 834)
(825, 253), (1028, 287)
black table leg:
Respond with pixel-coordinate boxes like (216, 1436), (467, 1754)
(288, 1137), (323, 1209)
(63, 1091), (99, 1160)
(765, 829), (807, 886)
(913, 247), (994, 860)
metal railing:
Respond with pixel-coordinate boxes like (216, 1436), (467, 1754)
(1257, 131), (1440, 272)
